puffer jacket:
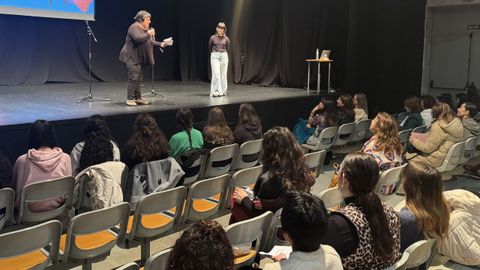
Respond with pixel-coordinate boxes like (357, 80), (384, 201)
(408, 118), (464, 167)
(438, 189), (480, 266)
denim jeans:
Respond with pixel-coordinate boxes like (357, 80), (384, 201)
(210, 52), (228, 96)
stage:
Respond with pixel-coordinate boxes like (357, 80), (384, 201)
(0, 81), (327, 161)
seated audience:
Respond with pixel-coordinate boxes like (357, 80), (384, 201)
(438, 93), (455, 110)
(321, 152), (401, 270)
(362, 112), (403, 171)
(455, 93), (467, 109)
(420, 95), (436, 126)
(231, 127), (314, 223)
(166, 220), (234, 270)
(0, 150), (12, 189)
(169, 108), (204, 157)
(12, 120), (72, 211)
(398, 96), (423, 130)
(353, 92), (368, 122)
(203, 107), (234, 149)
(398, 162), (450, 251)
(457, 102), (480, 138)
(407, 102), (464, 167)
(71, 115), (119, 174)
(263, 191), (343, 270)
(122, 113), (169, 169)
(337, 94), (355, 125)
(234, 103), (263, 145)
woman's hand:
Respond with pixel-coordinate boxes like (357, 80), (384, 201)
(233, 188), (248, 204)
(272, 253), (287, 262)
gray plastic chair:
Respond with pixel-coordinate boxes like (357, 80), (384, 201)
(398, 129), (412, 145)
(225, 211), (273, 268)
(182, 154), (206, 186)
(60, 202), (130, 270)
(232, 139), (263, 170)
(263, 208), (289, 252)
(223, 165), (263, 209)
(412, 125), (427, 134)
(202, 144), (238, 178)
(332, 122), (356, 147)
(182, 174), (229, 223)
(0, 220), (61, 270)
(375, 164), (407, 202)
(116, 262), (139, 270)
(403, 239), (437, 269)
(19, 176), (74, 225)
(460, 136), (478, 164)
(302, 126), (338, 152)
(351, 119), (372, 142)
(317, 187), (342, 210)
(0, 188), (14, 231)
(382, 251), (409, 270)
(144, 248), (172, 270)
(437, 141), (465, 172)
(304, 150), (326, 176)
(125, 186), (187, 265)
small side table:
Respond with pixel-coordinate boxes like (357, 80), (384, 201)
(305, 58), (333, 94)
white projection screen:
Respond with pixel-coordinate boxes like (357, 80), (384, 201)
(0, 0), (94, 21)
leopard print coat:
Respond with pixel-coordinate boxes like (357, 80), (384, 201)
(339, 202), (401, 270)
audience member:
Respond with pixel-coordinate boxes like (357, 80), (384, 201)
(337, 94), (355, 125)
(420, 95), (436, 126)
(407, 102), (464, 167)
(166, 220), (234, 270)
(12, 120), (72, 211)
(71, 115), (119, 174)
(439, 93), (455, 111)
(231, 127), (314, 223)
(457, 102), (480, 138)
(0, 150), (12, 189)
(122, 113), (169, 169)
(321, 152), (401, 270)
(169, 108), (204, 157)
(399, 96), (423, 130)
(234, 103), (263, 145)
(455, 93), (467, 109)
(299, 96), (338, 145)
(263, 191), (343, 270)
(353, 92), (368, 122)
(203, 107), (234, 149)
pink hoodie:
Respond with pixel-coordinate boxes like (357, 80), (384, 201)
(13, 147), (72, 212)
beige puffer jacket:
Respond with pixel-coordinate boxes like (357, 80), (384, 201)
(408, 118), (464, 167)
(438, 189), (480, 266)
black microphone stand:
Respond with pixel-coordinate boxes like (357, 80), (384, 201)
(142, 32), (166, 99)
(78, 20), (110, 103)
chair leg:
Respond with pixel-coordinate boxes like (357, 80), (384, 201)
(140, 238), (151, 266)
(82, 260), (92, 270)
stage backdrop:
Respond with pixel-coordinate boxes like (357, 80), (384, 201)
(0, 0), (426, 113)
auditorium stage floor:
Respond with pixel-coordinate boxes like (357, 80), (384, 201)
(0, 81), (313, 126)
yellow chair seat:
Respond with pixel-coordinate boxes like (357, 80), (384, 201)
(127, 213), (174, 234)
(60, 230), (116, 252)
(192, 199), (218, 213)
(0, 250), (48, 270)
(234, 249), (257, 265)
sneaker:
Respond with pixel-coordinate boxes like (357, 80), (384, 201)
(135, 99), (150, 105)
(126, 100), (137, 106)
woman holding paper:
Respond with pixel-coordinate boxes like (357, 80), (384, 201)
(209, 22), (230, 97)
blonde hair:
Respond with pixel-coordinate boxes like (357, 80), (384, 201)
(354, 92), (368, 115)
(371, 112), (403, 154)
(432, 102), (456, 124)
(403, 162), (450, 239)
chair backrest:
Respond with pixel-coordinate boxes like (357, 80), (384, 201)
(232, 139), (263, 170)
(403, 239), (436, 268)
(128, 186), (187, 240)
(333, 122), (356, 146)
(382, 251), (409, 270)
(263, 208), (289, 252)
(317, 187), (342, 209)
(61, 202), (130, 262)
(460, 136), (478, 164)
(0, 188), (14, 231)
(437, 141), (465, 172)
(351, 119), (372, 142)
(182, 154), (206, 186)
(303, 126), (338, 151)
(202, 144), (239, 178)
(183, 174), (229, 222)
(398, 129), (412, 144)
(117, 262), (140, 270)
(144, 248), (172, 270)
(19, 176), (74, 224)
(412, 125), (427, 134)
(224, 165), (263, 209)
(225, 211), (273, 267)
(304, 150), (326, 176)
(375, 163), (407, 202)
(0, 220), (61, 270)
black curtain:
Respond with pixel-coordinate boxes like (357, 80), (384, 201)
(0, 0), (426, 112)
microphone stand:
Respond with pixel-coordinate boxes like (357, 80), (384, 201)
(142, 31), (166, 99)
(78, 20), (110, 103)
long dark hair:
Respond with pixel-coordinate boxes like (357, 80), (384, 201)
(339, 94), (355, 117)
(79, 115), (114, 172)
(322, 96), (339, 126)
(125, 113), (169, 163)
(340, 152), (395, 260)
(204, 107), (234, 143)
(28, 120), (58, 150)
(237, 103), (260, 127)
(262, 127), (313, 192)
(176, 108), (194, 145)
